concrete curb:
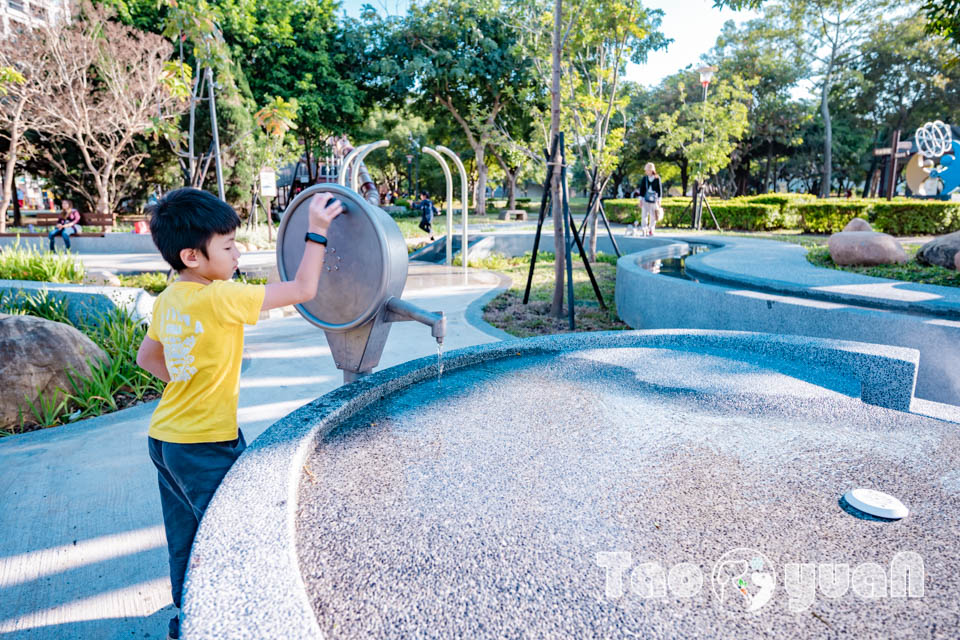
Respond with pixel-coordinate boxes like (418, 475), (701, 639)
(182, 329), (920, 640)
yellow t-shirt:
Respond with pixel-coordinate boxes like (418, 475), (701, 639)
(147, 280), (265, 443)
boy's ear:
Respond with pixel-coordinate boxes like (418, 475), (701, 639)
(179, 247), (201, 269)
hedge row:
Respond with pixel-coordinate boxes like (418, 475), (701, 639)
(602, 197), (960, 235)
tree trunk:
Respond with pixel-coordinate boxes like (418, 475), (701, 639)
(550, 0), (565, 318)
(0, 99), (25, 233)
(820, 67), (833, 199)
(680, 159), (688, 196)
(12, 186), (21, 227)
(506, 170), (517, 210)
(764, 144), (774, 193)
(587, 172), (599, 262)
(475, 146), (487, 217)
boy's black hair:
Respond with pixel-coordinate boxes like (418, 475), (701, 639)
(148, 187), (240, 272)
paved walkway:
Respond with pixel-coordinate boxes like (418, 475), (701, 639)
(682, 236), (960, 318)
(0, 269), (507, 639)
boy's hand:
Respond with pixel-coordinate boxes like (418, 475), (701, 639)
(308, 193), (344, 234)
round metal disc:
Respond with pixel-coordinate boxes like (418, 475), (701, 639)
(276, 184), (390, 331)
(843, 488), (909, 520)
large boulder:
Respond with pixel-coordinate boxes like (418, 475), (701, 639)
(0, 314), (109, 429)
(828, 231), (908, 266)
(917, 231), (960, 270)
(843, 217), (873, 232)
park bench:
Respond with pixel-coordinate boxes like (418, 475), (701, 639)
(498, 208), (528, 221)
(0, 210), (110, 238)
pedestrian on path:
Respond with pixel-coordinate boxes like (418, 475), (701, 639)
(48, 199), (81, 251)
(136, 187), (343, 639)
(637, 163), (662, 236)
(415, 191), (438, 240)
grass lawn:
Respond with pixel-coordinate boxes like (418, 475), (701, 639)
(477, 251), (627, 337)
(805, 245), (960, 288)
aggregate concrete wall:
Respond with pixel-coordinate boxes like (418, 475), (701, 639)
(0, 233), (158, 254)
(0, 279), (154, 325)
(616, 249), (960, 405)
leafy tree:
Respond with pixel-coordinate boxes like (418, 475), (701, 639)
(0, 34), (45, 230)
(706, 19), (809, 194)
(560, 0), (668, 258)
(921, 0), (960, 49)
(363, 0), (540, 216)
(27, 4), (188, 217)
(649, 72), (750, 190)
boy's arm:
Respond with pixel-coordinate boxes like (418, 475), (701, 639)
(136, 336), (171, 383)
(262, 193), (344, 312)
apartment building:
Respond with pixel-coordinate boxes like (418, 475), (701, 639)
(1, 0), (69, 36)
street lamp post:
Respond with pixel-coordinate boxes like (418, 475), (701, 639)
(693, 65), (717, 230)
(406, 154), (414, 196)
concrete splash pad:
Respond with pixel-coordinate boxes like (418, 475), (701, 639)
(183, 331), (960, 639)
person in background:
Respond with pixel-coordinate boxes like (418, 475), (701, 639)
(415, 191), (438, 241)
(49, 199), (81, 252)
(637, 163), (662, 236)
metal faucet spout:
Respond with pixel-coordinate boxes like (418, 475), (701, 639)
(383, 296), (446, 344)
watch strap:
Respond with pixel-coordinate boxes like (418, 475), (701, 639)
(305, 232), (328, 246)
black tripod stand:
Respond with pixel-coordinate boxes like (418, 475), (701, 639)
(576, 168), (621, 258)
(523, 132), (605, 330)
(682, 179), (722, 232)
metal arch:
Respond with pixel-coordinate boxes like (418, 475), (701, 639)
(422, 147), (454, 265)
(437, 145), (469, 270)
(351, 140), (390, 192)
(337, 144), (367, 187)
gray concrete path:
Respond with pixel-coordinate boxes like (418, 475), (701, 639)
(0, 271), (506, 639)
(682, 236), (960, 317)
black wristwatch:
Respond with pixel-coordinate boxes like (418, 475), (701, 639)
(305, 232), (328, 246)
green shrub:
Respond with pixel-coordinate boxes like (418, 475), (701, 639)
(395, 198), (411, 208)
(871, 202), (960, 236)
(0, 241), (85, 283)
(117, 272), (170, 295)
(708, 203), (780, 230)
(798, 202), (871, 233)
(0, 290), (164, 434)
(516, 197), (532, 204)
(602, 199), (640, 223)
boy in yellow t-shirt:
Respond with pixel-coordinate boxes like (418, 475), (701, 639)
(136, 187), (342, 640)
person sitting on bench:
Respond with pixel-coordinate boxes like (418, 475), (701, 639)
(49, 200), (82, 252)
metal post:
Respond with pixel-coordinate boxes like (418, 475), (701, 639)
(205, 67), (225, 200)
(422, 146), (454, 265)
(886, 129), (901, 201)
(437, 146), (469, 273)
(351, 140), (389, 193)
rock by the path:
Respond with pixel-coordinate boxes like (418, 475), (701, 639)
(955, 251), (960, 271)
(0, 314), (109, 429)
(828, 231), (907, 266)
(82, 269), (122, 287)
(843, 217), (872, 232)
(917, 231), (960, 270)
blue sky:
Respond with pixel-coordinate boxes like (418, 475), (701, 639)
(338, 0), (762, 88)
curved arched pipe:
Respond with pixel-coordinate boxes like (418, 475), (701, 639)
(337, 145), (365, 187)
(437, 145), (469, 272)
(352, 140), (390, 197)
(422, 146), (454, 265)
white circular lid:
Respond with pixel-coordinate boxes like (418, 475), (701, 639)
(843, 488), (909, 520)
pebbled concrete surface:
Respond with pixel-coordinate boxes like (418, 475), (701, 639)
(296, 347), (960, 639)
(0, 272), (502, 639)
(181, 330), (951, 639)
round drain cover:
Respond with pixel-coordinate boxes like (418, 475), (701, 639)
(843, 488), (909, 519)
